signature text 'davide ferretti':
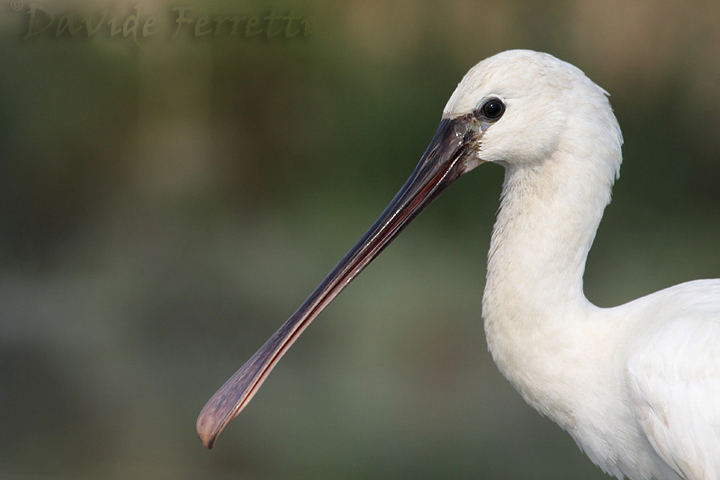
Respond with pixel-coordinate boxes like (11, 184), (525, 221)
(14, 2), (314, 45)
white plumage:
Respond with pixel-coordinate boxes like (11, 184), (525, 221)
(197, 50), (720, 480)
(463, 50), (720, 480)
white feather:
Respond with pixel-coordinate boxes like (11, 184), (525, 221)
(449, 50), (720, 480)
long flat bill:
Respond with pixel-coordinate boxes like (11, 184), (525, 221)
(197, 115), (483, 449)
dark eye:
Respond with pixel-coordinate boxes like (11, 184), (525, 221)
(480, 99), (505, 120)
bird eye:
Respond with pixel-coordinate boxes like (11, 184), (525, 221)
(479, 99), (505, 120)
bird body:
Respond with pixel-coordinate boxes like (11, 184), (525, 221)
(467, 51), (720, 479)
(198, 50), (720, 480)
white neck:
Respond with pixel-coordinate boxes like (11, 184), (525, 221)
(482, 138), (619, 417)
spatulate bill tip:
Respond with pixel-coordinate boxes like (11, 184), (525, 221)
(198, 431), (217, 450)
(196, 415), (221, 449)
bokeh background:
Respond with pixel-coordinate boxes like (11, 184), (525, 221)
(1, 1), (720, 478)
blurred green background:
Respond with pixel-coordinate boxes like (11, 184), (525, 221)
(1, 1), (719, 478)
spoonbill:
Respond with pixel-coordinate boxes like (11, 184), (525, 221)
(197, 50), (720, 479)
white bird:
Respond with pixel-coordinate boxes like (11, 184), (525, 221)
(197, 50), (720, 480)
